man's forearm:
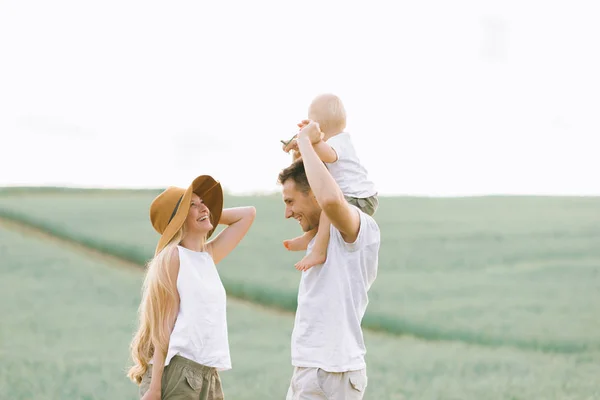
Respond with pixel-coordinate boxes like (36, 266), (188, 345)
(296, 137), (344, 207)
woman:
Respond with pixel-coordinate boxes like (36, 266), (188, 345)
(127, 175), (256, 399)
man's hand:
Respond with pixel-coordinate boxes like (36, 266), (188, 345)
(297, 120), (309, 130)
(297, 120), (323, 144)
(141, 388), (161, 400)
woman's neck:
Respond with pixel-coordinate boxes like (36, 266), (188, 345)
(179, 233), (206, 252)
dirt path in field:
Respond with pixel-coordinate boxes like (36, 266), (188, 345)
(0, 215), (295, 318)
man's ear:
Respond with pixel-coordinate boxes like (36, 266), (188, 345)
(301, 189), (314, 199)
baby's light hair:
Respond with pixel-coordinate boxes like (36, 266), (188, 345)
(308, 93), (347, 134)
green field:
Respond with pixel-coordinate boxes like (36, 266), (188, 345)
(1, 190), (600, 354)
(2, 222), (600, 399)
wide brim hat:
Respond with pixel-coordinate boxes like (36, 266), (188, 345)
(150, 175), (223, 255)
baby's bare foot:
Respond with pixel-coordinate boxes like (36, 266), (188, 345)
(283, 237), (308, 251)
(295, 251), (327, 271)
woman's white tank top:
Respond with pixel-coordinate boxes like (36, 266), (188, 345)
(164, 245), (231, 370)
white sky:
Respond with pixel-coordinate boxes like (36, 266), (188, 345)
(0, 0), (598, 196)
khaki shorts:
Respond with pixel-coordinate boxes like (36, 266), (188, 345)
(139, 355), (224, 400)
(286, 367), (368, 400)
(345, 194), (379, 216)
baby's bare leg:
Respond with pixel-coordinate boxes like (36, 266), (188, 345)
(283, 228), (317, 251)
(295, 212), (330, 271)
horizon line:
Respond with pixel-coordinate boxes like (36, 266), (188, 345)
(1, 185), (599, 198)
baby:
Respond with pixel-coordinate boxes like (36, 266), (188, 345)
(281, 93), (378, 271)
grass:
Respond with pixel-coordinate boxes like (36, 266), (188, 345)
(2, 224), (600, 399)
(1, 190), (600, 353)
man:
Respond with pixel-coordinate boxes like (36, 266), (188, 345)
(278, 120), (381, 399)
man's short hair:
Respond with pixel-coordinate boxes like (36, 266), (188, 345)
(277, 159), (311, 194)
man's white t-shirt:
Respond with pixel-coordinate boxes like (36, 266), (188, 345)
(291, 207), (380, 372)
(325, 132), (377, 199)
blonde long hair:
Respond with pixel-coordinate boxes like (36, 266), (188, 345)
(127, 226), (199, 384)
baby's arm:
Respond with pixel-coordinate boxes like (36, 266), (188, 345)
(312, 140), (337, 163)
(296, 120), (337, 163)
(282, 138), (337, 164)
(281, 121), (337, 163)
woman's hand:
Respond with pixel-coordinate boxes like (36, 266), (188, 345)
(141, 387), (161, 400)
(208, 207), (256, 264)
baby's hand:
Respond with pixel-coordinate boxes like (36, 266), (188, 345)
(281, 134), (298, 153)
(282, 138), (299, 153)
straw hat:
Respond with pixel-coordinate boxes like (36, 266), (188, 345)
(150, 175), (223, 255)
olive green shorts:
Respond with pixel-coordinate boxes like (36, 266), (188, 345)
(139, 355), (224, 400)
(344, 194), (379, 216)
